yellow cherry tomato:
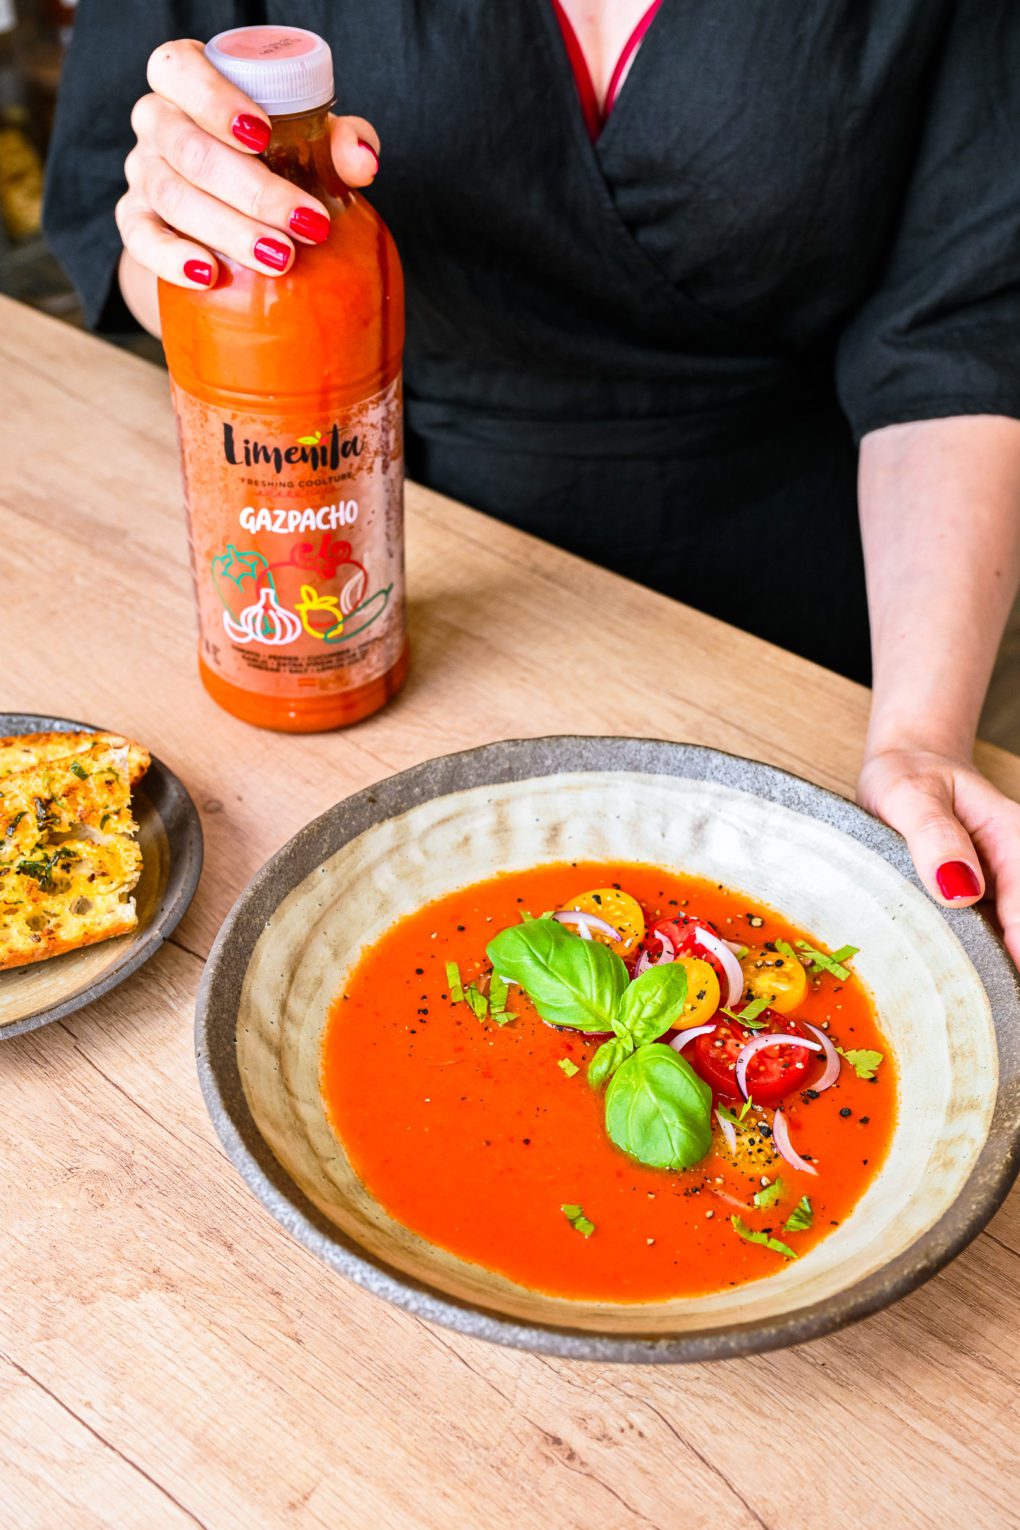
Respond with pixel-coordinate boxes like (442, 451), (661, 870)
(740, 945), (808, 1014)
(561, 888), (645, 958)
(675, 955), (721, 1026)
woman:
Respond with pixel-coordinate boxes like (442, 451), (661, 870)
(45, 2), (1020, 964)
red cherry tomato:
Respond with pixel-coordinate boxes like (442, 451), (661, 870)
(645, 915), (726, 990)
(689, 1008), (815, 1106)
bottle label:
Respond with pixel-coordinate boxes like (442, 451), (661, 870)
(171, 375), (405, 699)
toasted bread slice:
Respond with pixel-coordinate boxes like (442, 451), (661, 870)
(0, 730), (150, 787)
(0, 742), (143, 971)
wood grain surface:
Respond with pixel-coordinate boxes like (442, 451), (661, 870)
(2, 294), (1019, 1530)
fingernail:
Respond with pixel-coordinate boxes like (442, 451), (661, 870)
(289, 206), (330, 243)
(357, 137), (379, 174)
(183, 258), (213, 286)
(232, 113), (271, 152)
(253, 236), (291, 271)
(936, 860), (982, 900)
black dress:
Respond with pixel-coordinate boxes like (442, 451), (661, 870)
(44, 1), (1020, 682)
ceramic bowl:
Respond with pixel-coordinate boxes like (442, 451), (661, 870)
(195, 737), (1020, 1362)
(0, 713), (203, 1039)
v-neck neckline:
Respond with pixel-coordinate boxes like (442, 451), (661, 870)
(542, 0), (671, 151)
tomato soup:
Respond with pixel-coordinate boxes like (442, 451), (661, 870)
(321, 863), (896, 1302)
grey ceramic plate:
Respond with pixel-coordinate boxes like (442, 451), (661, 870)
(196, 737), (1020, 1363)
(0, 713), (203, 1040)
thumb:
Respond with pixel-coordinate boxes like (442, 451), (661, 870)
(859, 760), (985, 908)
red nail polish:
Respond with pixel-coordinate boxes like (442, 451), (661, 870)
(357, 137), (379, 174)
(936, 860), (981, 900)
(253, 236), (291, 271)
(232, 113), (271, 152)
(289, 206), (330, 243)
(183, 259), (213, 286)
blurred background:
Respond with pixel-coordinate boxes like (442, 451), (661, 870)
(5, 0), (1017, 749)
(0, 0), (159, 360)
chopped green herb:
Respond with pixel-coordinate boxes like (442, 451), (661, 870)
(716, 1098), (754, 1133)
(14, 847), (73, 891)
(69, 760), (89, 780)
(445, 960), (464, 1003)
(488, 971), (509, 1013)
(753, 1177), (786, 1209)
(100, 813), (111, 830)
(557, 1058), (580, 1078)
(561, 1203), (595, 1238)
(733, 944), (749, 959)
(463, 983), (488, 1021)
(488, 1008), (516, 1027)
(721, 994), (770, 1028)
(4, 811), (25, 837)
(731, 1215), (797, 1259)
(784, 1196), (814, 1232)
(837, 1047), (883, 1080)
(795, 940), (859, 981)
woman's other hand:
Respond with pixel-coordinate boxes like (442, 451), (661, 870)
(116, 37), (380, 291)
(858, 748), (1020, 967)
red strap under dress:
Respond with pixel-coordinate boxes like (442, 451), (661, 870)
(550, 0), (664, 139)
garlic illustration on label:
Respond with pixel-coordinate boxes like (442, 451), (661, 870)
(224, 586), (303, 646)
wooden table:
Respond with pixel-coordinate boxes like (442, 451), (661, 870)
(2, 293), (1019, 1530)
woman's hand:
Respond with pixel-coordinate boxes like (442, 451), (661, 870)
(858, 748), (1020, 966)
(115, 37), (380, 291)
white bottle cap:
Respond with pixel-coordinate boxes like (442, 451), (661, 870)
(205, 26), (334, 117)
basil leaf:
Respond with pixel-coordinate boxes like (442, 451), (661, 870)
(615, 962), (688, 1044)
(587, 1034), (634, 1089)
(784, 1195), (813, 1232)
(604, 1044), (713, 1170)
(731, 1215), (797, 1259)
(486, 918), (628, 1032)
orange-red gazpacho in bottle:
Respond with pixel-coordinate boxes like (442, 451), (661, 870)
(159, 26), (406, 732)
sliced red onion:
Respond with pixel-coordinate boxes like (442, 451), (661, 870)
(772, 1108), (819, 1176)
(802, 1022), (841, 1092)
(715, 1108), (738, 1154)
(722, 937), (746, 955)
(654, 928), (676, 961)
(669, 1023), (716, 1053)
(691, 926), (744, 1007)
(634, 927), (675, 976)
(554, 909), (621, 943)
(734, 1032), (821, 1100)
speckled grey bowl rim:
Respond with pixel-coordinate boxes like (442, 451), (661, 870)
(195, 736), (1020, 1364)
(0, 713), (204, 1041)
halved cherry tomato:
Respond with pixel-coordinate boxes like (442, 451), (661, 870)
(673, 954), (721, 1026)
(740, 944), (808, 1014)
(645, 915), (726, 990)
(563, 888), (645, 958)
(689, 1008), (816, 1106)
